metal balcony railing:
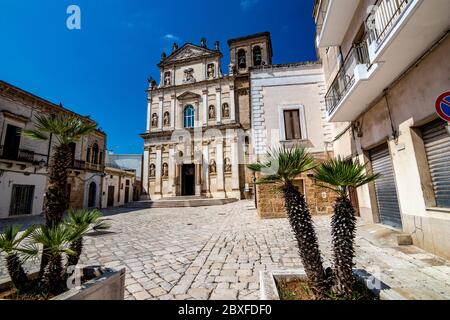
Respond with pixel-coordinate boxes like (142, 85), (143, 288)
(0, 145), (48, 165)
(70, 159), (105, 172)
(325, 42), (370, 116)
(315, 0), (330, 40)
(366, 0), (412, 47)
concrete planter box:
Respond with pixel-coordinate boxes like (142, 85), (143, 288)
(0, 266), (126, 300)
(260, 269), (408, 300)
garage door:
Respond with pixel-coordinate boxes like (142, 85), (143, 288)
(422, 119), (450, 208)
(370, 144), (402, 228)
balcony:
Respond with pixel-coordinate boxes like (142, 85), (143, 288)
(0, 145), (48, 165)
(325, 42), (375, 118)
(325, 0), (449, 122)
(70, 159), (105, 172)
(315, 0), (360, 48)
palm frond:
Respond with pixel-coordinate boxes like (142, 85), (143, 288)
(248, 146), (317, 186)
(25, 113), (97, 146)
(313, 157), (380, 197)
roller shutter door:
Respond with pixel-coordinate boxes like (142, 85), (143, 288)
(422, 119), (450, 208)
(370, 144), (402, 228)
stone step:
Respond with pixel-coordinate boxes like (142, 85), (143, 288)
(125, 198), (238, 208)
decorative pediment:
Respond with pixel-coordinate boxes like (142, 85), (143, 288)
(159, 44), (220, 66)
(177, 91), (201, 101)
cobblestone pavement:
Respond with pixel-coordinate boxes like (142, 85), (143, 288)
(1, 201), (450, 300)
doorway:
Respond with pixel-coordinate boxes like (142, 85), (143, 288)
(370, 144), (402, 229)
(3, 124), (21, 160)
(9, 185), (34, 216)
(107, 186), (115, 207)
(181, 164), (195, 196)
(88, 182), (96, 208)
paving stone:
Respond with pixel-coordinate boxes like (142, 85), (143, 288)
(2, 200), (449, 301)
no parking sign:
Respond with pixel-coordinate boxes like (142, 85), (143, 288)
(435, 91), (450, 122)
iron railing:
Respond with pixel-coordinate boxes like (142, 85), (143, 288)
(366, 0), (412, 47)
(0, 145), (48, 165)
(70, 159), (104, 172)
(314, 0), (330, 41)
(325, 42), (370, 116)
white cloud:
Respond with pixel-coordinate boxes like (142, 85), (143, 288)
(164, 34), (180, 41)
(240, 0), (259, 10)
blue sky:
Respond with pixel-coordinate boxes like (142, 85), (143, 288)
(0, 0), (316, 154)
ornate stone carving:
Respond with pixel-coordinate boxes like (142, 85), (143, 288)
(163, 111), (170, 126)
(209, 160), (216, 174)
(228, 64), (236, 76)
(224, 158), (232, 173)
(164, 72), (171, 86)
(209, 105), (216, 120)
(207, 64), (215, 79)
(162, 163), (169, 178)
(183, 68), (196, 84)
(222, 103), (230, 119)
(149, 164), (156, 178)
(151, 113), (158, 128)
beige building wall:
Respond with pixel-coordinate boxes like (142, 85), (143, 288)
(314, 0), (450, 258)
(0, 81), (106, 218)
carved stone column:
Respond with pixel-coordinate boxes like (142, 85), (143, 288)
(216, 139), (225, 194)
(215, 87), (222, 125)
(202, 89), (208, 127)
(231, 137), (240, 193)
(142, 147), (150, 199)
(202, 142), (210, 196)
(158, 97), (164, 131)
(146, 98), (152, 131)
(155, 145), (162, 197)
(169, 146), (176, 195)
(170, 94), (176, 130)
(229, 85), (236, 123)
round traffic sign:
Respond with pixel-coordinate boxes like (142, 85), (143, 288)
(435, 91), (450, 122)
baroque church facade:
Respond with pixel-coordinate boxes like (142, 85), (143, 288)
(141, 33), (272, 200)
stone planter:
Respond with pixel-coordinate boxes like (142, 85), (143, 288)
(259, 269), (408, 300)
(0, 266), (126, 300)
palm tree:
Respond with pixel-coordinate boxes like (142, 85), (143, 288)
(31, 224), (85, 296)
(0, 226), (38, 293)
(249, 147), (327, 296)
(65, 209), (111, 268)
(23, 113), (97, 227)
(313, 157), (379, 297)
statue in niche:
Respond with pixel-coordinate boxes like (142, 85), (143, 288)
(207, 64), (215, 79)
(222, 103), (230, 119)
(151, 113), (158, 128)
(209, 105), (216, 120)
(149, 164), (156, 178)
(183, 68), (196, 84)
(224, 158), (231, 173)
(164, 72), (171, 86)
(228, 63), (236, 76)
(162, 163), (169, 178)
(209, 160), (216, 174)
(163, 111), (170, 126)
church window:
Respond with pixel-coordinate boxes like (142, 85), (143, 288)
(184, 105), (195, 128)
(237, 49), (246, 69)
(253, 46), (262, 66)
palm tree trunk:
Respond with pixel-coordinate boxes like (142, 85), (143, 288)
(45, 144), (72, 228)
(6, 253), (29, 293)
(67, 238), (83, 268)
(41, 253), (66, 296)
(332, 196), (357, 296)
(283, 183), (326, 296)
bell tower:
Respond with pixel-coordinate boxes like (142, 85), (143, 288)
(227, 32), (273, 75)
